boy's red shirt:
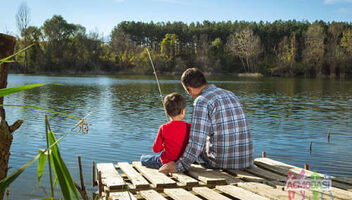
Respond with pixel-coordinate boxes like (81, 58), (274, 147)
(152, 121), (191, 164)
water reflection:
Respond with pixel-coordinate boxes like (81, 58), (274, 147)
(5, 74), (352, 199)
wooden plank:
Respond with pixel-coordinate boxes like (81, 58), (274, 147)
(335, 177), (352, 186)
(187, 164), (241, 185)
(255, 158), (352, 190)
(326, 186), (352, 200)
(226, 169), (265, 182)
(118, 162), (150, 189)
(171, 172), (198, 187)
(132, 162), (176, 188)
(192, 187), (231, 200)
(237, 182), (303, 200)
(216, 185), (269, 200)
(96, 163), (126, 190)
(110, 191), (137, 200)
(164, 188), (202, 200)
(245, 165), (287, 182)
(140, 190), (167, 200)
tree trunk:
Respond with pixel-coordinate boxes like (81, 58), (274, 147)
(0, 33), (23, 200)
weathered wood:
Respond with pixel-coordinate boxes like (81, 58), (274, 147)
(96, 163), (126, 190)
(109, 191), (137, 200)
(245, 165), (287, 182)
(132, 162), (176, 188)
(171, 172), (198, 187)
(228, 169), (265, 182)
(139, 190), (167, 200)
(187, 164), (241, 185)
(0, 33), (17, 200)
(255, 158), (352, 190)
(164, 188), (202, 200)
(325, 186), (352, 200)
(226, 169), (265, 182)
(118, 162), (150, 189)
(237, 182), (301, 200)
(216, 185), (269, 200)
(335, 177), (352, 186)
(92, 161), (96, 186)
(192, 187), (231, 200)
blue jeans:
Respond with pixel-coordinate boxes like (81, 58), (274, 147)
(140, 154), (163, 169)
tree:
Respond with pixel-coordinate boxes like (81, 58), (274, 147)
(110, 29), (137, 70)
(276, 33), (296, 76)
(340, 28), (352, 76)
(0, 34), (23, 200)
(160, 33), (179, 60)
(42, 15), (82, 72)
(16, 1), (31, 72)
(227, 27), (262, 73)
(302, 23), (326, 77)
(326, 23), (345, 77)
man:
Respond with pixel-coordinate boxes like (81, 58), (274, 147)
(159, 68), (254, 173)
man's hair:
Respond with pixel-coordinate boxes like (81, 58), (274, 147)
(181, 68), (207, 88)
(163, 93), (186, 117)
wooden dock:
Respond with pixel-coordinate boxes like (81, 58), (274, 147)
(94, 154), (352, 200)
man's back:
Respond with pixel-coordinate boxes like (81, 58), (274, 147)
(195, 84), (254, 169)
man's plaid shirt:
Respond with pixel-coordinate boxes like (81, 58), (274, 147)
(176, 84), (254, 172)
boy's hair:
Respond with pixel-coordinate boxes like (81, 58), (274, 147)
(163, 93), (186, 117)
(181, 68), (207, 88)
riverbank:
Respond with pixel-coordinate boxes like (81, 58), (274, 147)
(9, 71), (352, 80)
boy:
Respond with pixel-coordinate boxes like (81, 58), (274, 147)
(140, 92), (191, 169)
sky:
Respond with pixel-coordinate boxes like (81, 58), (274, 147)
(1, 0), (352, 38)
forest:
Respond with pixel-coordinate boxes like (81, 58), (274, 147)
(12, 14), (352, 77)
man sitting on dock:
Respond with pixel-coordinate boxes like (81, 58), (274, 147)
(159, 68), (254, 173)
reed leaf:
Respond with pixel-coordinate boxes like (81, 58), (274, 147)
(0, 104), (79, 120)
(0, 83), (61, 97)
(0, 43), (34, 64)
(37, 149), (48, 189)
(48, 131), (80, 200)
(0, 151), (43, 194)
(0, 128), (69, 194)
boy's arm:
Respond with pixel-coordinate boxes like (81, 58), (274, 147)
(152, 126), (164, 153)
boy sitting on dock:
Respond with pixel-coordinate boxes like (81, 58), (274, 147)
(140, 93), (191, 169)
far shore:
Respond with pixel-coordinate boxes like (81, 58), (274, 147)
(9, 71), (352, 79)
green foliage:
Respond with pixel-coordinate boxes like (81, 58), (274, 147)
(0, 80), (85, 199)
(0, 83), (59, 97)
(341, 28), (352, 55)
(37, 149), (47, 188)
(47, 128), (80, 200)
(161, 33), (179, 60)
(10, 17), (352, 77)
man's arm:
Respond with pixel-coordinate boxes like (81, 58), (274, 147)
(175, 99), (210, 172)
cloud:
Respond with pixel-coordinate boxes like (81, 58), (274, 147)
(324, 0), (352, 4)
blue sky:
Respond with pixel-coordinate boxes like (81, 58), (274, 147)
(1, 0), (352, 37)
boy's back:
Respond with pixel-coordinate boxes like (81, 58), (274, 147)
(153, 121), (191, 164)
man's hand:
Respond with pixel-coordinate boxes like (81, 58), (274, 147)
(158, 161), (177, 173)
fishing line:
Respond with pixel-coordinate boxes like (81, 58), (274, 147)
(145, 47), (169, 121)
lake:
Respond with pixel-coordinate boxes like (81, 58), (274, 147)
(5, 74), (352, 199)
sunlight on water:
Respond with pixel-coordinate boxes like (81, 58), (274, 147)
(5, 74), (352, 198)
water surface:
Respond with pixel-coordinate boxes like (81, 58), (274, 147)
(5, 74), (352, 199)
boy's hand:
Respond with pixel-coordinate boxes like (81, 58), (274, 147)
(158, 161), (177, 173)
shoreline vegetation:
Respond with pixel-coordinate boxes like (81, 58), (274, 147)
(10, 15), (352, 78)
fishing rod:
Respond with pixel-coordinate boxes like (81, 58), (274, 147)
(145, 47), (169, 121)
